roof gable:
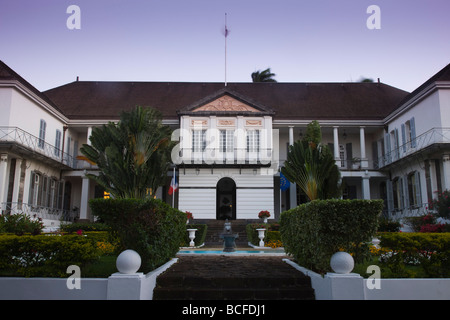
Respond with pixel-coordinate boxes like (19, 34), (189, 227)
(178, 88), (275, 116)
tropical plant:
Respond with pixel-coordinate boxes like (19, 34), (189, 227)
(251, 68), (277, 82)
(281, 121), (341, 201)
(80, 106), (173, 199)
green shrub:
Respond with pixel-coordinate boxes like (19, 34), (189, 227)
(60, 222), (111, 233)
(430, 190), (450, 219)
(0, 234), (99, 277)
(280, 199), (383, 273)
(378, 232), (450, 278)
(182, 224), (208, 247)
(89, 198), (186, 272)
(0, 213), (44, 235)
(377, 218), (401, 232)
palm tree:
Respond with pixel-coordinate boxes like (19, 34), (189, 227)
(80, 106), (173, 199)
(251, 68), (277, 82)
(281, 121), (341, 201)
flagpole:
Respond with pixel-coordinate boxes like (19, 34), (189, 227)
(172, 166), (176, 208)
(224, 12), (227, 87)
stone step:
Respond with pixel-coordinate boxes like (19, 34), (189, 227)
(153, 256), (315, 300)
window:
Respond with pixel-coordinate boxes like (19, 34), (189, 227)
(28, 171), (64, 209)
(392, 177), (404, 210)
(408, 171), (422, 207)
(390, 129), (400, 161)
(246, 130), (260, 152)
(29, 171), (43, 207)
(401, 117), (417, 152)
(38, 119), (46, 149)
(220, 130), (234, 153)
(54, 129), (62, 157)
(192, 130), (206, 152)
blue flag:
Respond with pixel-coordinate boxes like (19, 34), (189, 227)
(280, 172), (290, 191)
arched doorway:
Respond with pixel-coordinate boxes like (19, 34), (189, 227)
(216, 177), (236, 220)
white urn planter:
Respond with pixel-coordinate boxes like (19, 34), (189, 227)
(256, 228), (266, 247)
(330, 251), (354, 274)
(187, 228), (198, 247)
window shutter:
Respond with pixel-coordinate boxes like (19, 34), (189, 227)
(384, 133), (391, 164)
(386, 180), (394, 213)
(403, 175), (410, 209)
(28, 171), (36, 205)
(398, 177), (404, 210)
(401, 123), (406, 152)
(410, 117), (417, 148)
(394, 128), (400, 160)
(414, 171), (422, 206)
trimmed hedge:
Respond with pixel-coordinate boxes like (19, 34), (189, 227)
(89, 198), (186, 272)
(0, 234), (99, 277)
(280, 199), (383, 273)
(182, 224), (208, 247)
(378, 232), (450, 277)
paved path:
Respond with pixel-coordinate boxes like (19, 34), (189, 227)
(154, 253), (315, 300)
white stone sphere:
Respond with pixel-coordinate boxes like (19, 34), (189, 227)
(116, 249), (142, 274)
(330, 251), (354, 274)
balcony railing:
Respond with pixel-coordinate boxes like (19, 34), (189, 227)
(0, 127), (74, 168)
(1, 202), (77, 222)
(378, 127), (450, 168)
(177, 148), (273, 166)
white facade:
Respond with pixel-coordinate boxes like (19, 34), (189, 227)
(1, 61), (449, 226)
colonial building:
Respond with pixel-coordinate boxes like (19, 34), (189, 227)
(1, 60), (449, 228)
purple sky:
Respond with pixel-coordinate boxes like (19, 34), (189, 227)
(1, 0), (449, 92)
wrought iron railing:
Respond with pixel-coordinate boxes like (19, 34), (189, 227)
(378, 127), (450, 168)
(1, 202), (78, 222)
(0, 126), (74, 167)
(177, 148), (273, 165)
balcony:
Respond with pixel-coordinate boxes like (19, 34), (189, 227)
(378, 127), (450, 168)
(0, 127), (74, 169)
(1, 202), (77, 222)
(176, 148), (273, 167)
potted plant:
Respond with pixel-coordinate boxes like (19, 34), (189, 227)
(185, 211), (193, 224)
(258, 210), (270, 223)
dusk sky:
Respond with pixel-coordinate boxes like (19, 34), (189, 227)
(1, 0), (449, 93)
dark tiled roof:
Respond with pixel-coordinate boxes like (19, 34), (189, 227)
(0, 60), (65, 115)
(44, 80), (409, 121)
(393, 63), (450, 109)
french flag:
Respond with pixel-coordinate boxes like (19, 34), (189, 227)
(168, 173), (178, 195)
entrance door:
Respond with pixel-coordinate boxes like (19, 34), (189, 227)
(216, 177), (236, 220)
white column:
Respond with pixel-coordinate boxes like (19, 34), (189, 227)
(87, 126), (93, 145)
(288, 126), (297, 209)
(360, 126), (368, 168)
(362, 176), (371, 200)
(0, 154), (8, 210)
(289, 126), (294, 145)
(79, 173), (90, 221)
(333, 127), (340, 164)
(236, 116), (245, 164)
(442, 155), (450, 190)
(11, 158), (23, 204)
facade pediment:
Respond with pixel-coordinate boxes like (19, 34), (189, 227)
(193, 95), (260, 113)
(177, 88), (274, 116)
